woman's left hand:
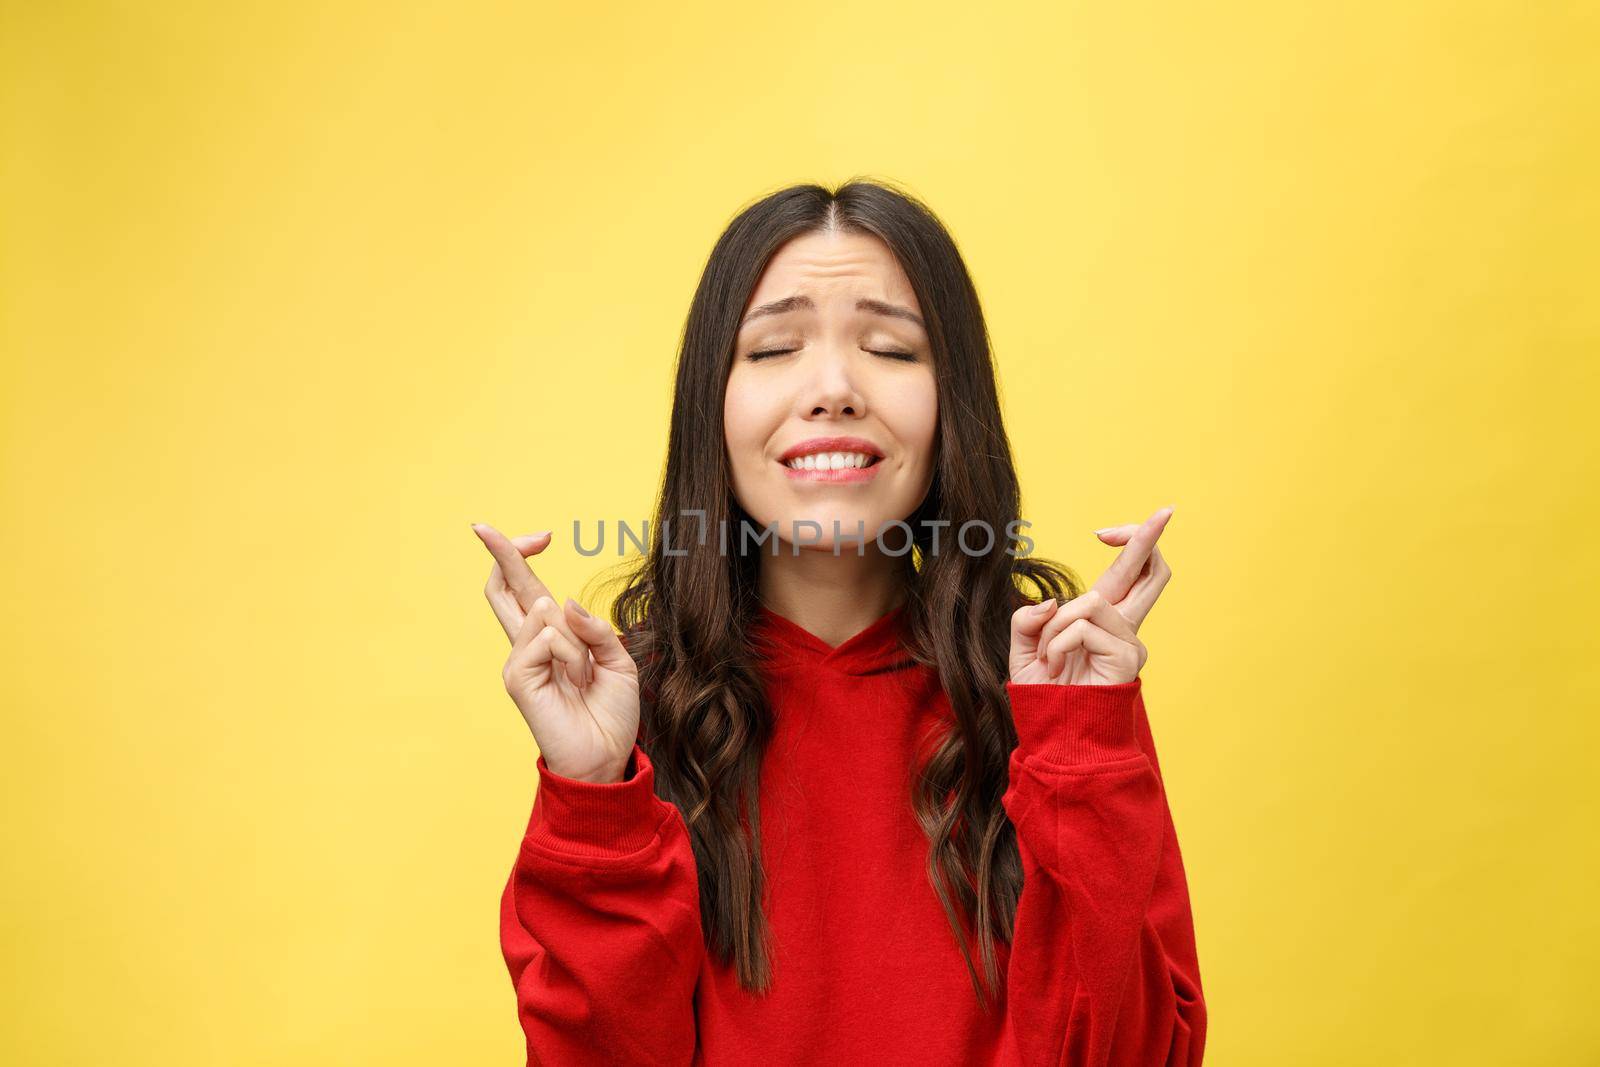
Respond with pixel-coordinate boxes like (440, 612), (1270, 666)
(1008, 505), (1174, 685)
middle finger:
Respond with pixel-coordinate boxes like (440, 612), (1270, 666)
(1116, 542), (1171, 631)
(475, 524), (556, 612)
(477, 528), (588, 677)
(1094, 506), (1172, 605)
(480, 531), (554, 643)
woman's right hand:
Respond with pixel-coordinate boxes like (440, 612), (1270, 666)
(473, 523), (641, 783)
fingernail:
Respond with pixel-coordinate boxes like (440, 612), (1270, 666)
(566, 596), (591, 618)
(1093, 527), (1115, 536)
(533, 529), (551, 538)
(1035, 598), (1056, 613)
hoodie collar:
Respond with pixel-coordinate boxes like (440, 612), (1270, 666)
(751, 601), (917, 677)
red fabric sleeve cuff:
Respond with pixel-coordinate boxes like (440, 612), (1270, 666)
(1006, 677), (1145, 766)
(524, 744), (672, 858)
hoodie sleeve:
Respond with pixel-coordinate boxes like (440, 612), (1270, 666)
(499, 743), (704, 1066)
(996, 677), (1207, 1066)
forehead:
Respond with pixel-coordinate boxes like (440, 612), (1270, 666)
(744, 229), (920, 312)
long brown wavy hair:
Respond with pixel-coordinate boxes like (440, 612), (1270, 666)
(592, 177), (1084, 1009)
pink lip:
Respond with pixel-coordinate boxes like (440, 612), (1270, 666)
(777, 436), (886, 463)
(777, 435), (886, 484)
(782, 462), (882, 483)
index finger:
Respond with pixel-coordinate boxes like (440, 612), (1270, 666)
(1093, 506), (1173, 604)
(473, 523), (554, 612)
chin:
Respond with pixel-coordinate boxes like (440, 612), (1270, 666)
(787, 510), (888, 546)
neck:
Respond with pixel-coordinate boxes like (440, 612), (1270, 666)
(757, 542), (907, 648)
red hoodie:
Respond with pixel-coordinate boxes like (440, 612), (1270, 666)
(499, 602), (1206, 1065)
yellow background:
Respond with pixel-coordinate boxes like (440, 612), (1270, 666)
(4, 2), (1596, 1063)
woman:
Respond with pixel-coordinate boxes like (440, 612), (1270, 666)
(474, 179), (1206, 1065)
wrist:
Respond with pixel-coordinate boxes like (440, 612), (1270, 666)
(543, 749), (635, 785)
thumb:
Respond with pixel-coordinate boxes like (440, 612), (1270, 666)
(1008, 598), (1057, 665)
(564, 598), (636, 675)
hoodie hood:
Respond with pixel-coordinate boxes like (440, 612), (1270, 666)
(750, 601), (918, 677)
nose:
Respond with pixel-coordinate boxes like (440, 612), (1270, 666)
(800, 347), (866, 419)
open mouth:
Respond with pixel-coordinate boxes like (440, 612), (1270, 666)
(779, 451), (884, 482)
(782, 451), (882, 472)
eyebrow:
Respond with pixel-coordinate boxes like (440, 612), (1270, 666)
(739, 294), (925, 329)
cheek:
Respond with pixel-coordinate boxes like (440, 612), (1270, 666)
(722, 376), (750, 450)
(882, 374), (939, 471)
(722, 374), (774, 473)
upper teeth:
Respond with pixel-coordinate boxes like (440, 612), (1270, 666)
(786, 451), (875, 470)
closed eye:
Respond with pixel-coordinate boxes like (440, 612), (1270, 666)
(746, 348), (919, 362)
